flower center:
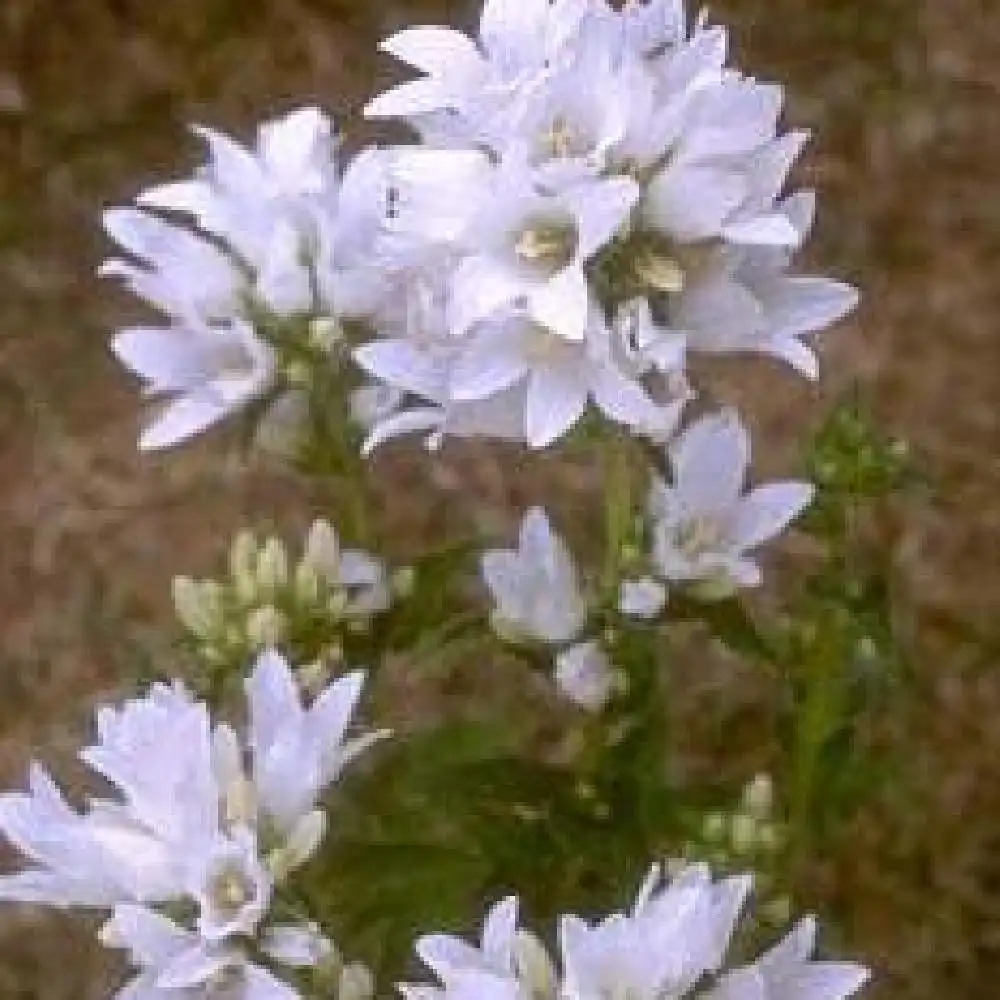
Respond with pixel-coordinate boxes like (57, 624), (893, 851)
(514, 217), (578, 274)
(207, 864), (256, 921)
(676, 515), (727, 558)
(540, 115), (582, 160)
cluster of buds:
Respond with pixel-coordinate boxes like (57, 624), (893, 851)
(172, 519), (394, 676)
(676, 773), (792, 926)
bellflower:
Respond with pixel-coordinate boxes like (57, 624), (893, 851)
(648, 410), (814, 597)
(481, 507), (586, 646)
(405, 863), (868, 1000)
(103, 107), (390, 449)
(0, 650), (383, 998)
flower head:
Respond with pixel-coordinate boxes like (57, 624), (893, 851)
(648, 410), (814, 597)
(0, 650), (383, 998)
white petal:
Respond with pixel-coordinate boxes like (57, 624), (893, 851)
(565, 177), (640, 259)
(645, 164), (745, 242)
(525, 365), (589, 447)
(246, 649), (302, 759)
(450, 257), (523, 336)
(353, 339), (446, 400)
(528, 265), (589, 343)
(722, 213), (800, 247)
(732, 482), (814, 550)
(155, 944), (229, 989)
(139, 392), (231, 451)
(765, 336), (820, 379)
(100, 906), (192, 969)
(761, 277), (860, 338)
(261, 923), (335, 967)
(365, 78), (452, 119)
(450, 330), (528, 400)
(669, 410), (749, 508)
(381, 27), (483, 78)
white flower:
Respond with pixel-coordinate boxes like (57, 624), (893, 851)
(104, 108), (394, 449)
(0, 650), (380, 995)
(404, 896), (557, 1000)
(618, 577), (668, 619)
(404, 862), (868, 1000)
(100, 903), (320, 999)
(243, 649), (388, 831)
(648, 410), (814, 596)
(559, 864), (751, 1000)
(481, 507), (586, 645)
(642, 79), (805, 250)
(300, 519), (392, 618)
(389, 147), (638, 343)
(365, 0), (587, 148)
(554, 641), (615, 712)
(111, 319), (276, 451)
(676, 246), (859, 380)
(704, 917), (870, 1000)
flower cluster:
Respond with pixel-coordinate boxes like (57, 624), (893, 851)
(402, 861), (867, 1000)
(481, 413), (813, 710)
(104, 0), (855, 457)
(13, 1), (876, 997)
(0, 650), (384, 998)
(356, 0), (858, 450)
(173, 519), (393, 673)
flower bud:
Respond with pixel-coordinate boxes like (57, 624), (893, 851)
(303, 519), (340, 578)
(742, 773), (773, 819)
(513, 930), (558, 1000)
(390, 565), (416, 599)
(339, 962), (375, 1000)
(294, 559), (322, 606)
(245, 605), (288, 649)
(309, 316), (343, 354)
(255, 537), (289, 598)
(229, 530), (259, 605)
(173, 576), (224, 640)
(729, 812), (757, 855)
(267, 810), (326, 881)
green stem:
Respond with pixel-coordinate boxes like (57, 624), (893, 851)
(601, 437), (633, 598)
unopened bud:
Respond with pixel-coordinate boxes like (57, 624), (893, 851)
(742, 773), (773, 819)
(255, 537), (289, 598)
(513, 930), (558, 1000)
(230, 530), (259, 605)
(245, 605), (288, 649)
(390, 565), (416, 598)
(294, 560), (322, 606)
(303, 519), (340, 579)
(268, 809), (327, 881)
(224, 775), (258, 829)
(339, 962), (375, 1000)
(729, 812), (757, 855)
(173, 577), (223, 639)
(309, 316), (343, 354)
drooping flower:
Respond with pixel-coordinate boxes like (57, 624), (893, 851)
(647, 410), (814, 597)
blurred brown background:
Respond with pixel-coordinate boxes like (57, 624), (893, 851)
(0, 0), (997, 996)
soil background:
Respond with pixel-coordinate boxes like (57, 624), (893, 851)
(0, 1), (998, 997)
